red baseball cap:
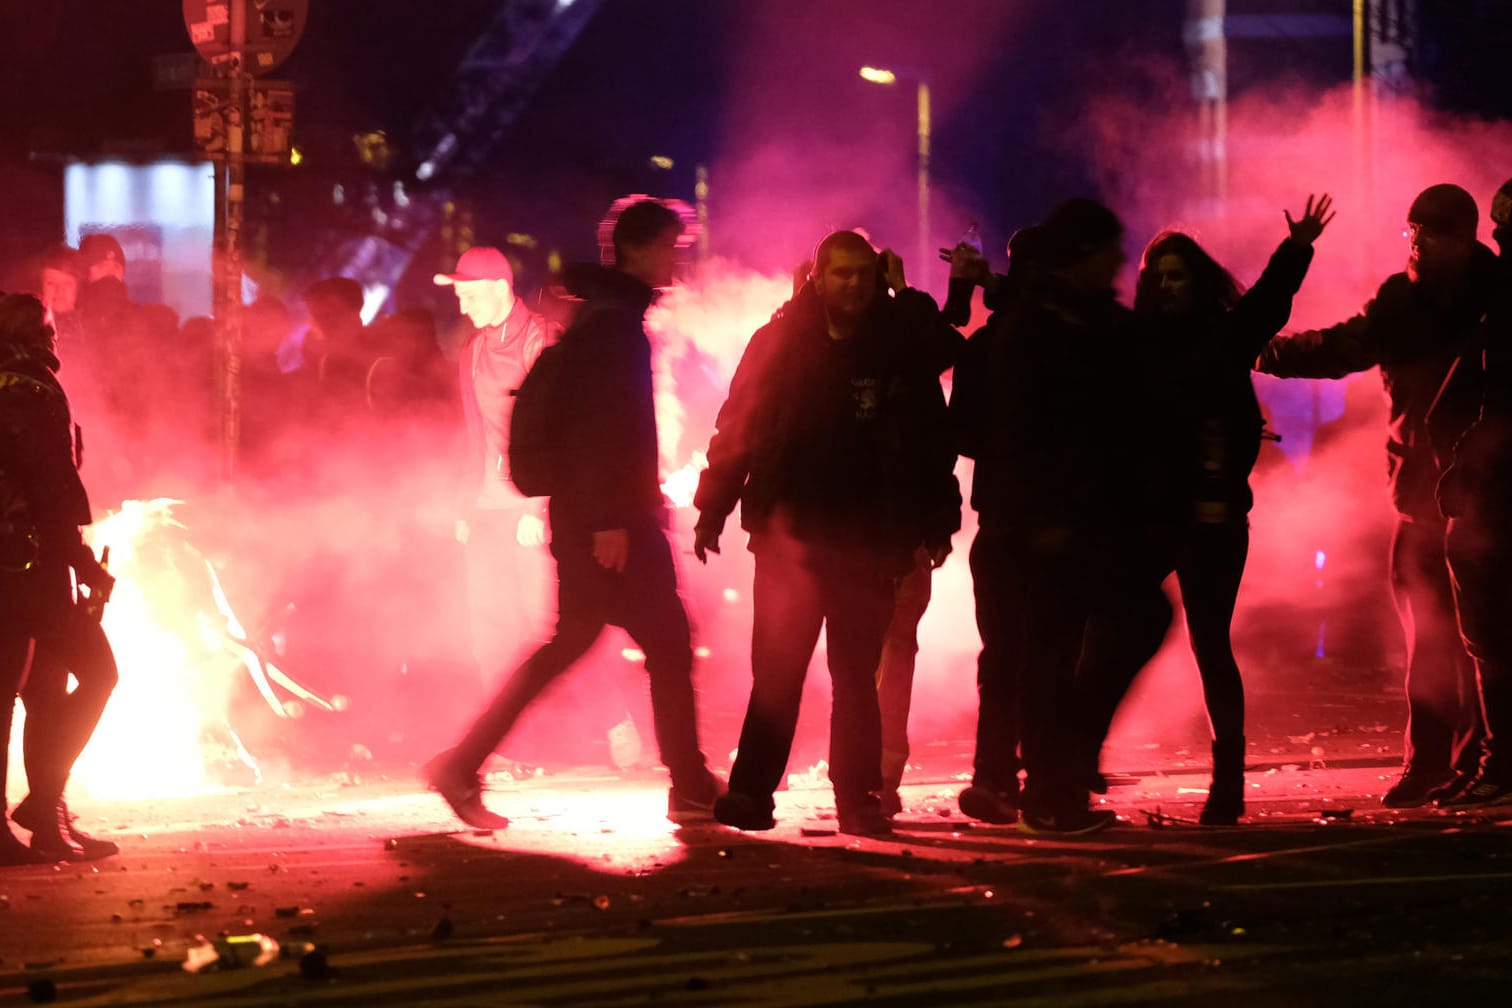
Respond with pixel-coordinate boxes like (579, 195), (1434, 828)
(433, 245), (514, 286)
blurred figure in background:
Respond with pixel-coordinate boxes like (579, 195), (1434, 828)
(302, 277), (370, 431)
(433, 246), (555, 688)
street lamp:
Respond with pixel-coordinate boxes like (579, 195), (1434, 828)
(859, 65), (930, 277)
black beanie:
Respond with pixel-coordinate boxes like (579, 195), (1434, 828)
(1408, 184), (1478, 240)
(1042, 198), (1123, 268)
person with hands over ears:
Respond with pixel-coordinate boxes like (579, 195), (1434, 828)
(694, 231), (960, 837)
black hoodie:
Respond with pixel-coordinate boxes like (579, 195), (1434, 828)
(547, 264), (666, 532)
(0, 345), (95, 618)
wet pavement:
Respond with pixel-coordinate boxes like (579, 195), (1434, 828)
(3, 698), (1510, 1007)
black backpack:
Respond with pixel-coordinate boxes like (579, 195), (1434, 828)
(507, 301), (625, 498)
(506, 338), (568, 498)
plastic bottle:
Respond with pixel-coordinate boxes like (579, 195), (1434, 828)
(959, 221), (983, 254)
(182, 933), (281, 972)
(943, 221), (983, 325)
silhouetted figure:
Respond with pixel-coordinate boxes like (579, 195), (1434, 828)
(954, 199), (1162, 836)
(1258, 184), (1498, 808)
(1430, 176), (1512, 808)
(946, 225), (1048, 828)
(693, 231), (960, 837)
(426, 201), (719, 829)
(67, 234), (180, 494)
(302, 276), (370, 433)
(0, 294), (119, 865)
(364, 308), (453, 423)
(1131, 195), (1333, 824)
(238, 295), (318, 476)
(786, 253), (965, 820)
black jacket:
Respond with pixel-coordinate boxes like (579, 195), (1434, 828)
(1148, 238), (1314, 521)
(0, 345), (94, 619)
(550, 265), (666, 532)
(694, 284), (960, 559)
(1257, 243), (1500, 520)
(953, 275), (1149, 535)
(1430, 249), (1512, 520)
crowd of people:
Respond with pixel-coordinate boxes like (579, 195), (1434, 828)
(4, 178), (1512, 864)
(426, 180), (1512, 839)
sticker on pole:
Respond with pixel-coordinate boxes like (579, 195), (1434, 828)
(194, 79), (295, 162)
(183, 0), (307, 76)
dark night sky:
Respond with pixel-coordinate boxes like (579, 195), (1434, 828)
(2, 1), (1509, 290)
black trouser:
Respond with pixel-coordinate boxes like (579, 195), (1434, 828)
(968, 527), (1025, 794)
(1390, 515), (1482, 778)
(1175, 520), (1249, 746)
(1077, 532), (1176, 790)
(1446, 510), (1512, 778)
(20, 622), (118, 806)
(727, 528), (898, 816)
(1, 568), (118, 813)
(973, 526), (1117, 818)
(450, 513), (708, 793)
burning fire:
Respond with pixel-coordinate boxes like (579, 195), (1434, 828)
(51, 500), (329, 800)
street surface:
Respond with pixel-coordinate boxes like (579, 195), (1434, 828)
(3, 686), (1510, 1007)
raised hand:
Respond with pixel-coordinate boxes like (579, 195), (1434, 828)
(938, 244), (990, 285)
(1285, 193), (1336, 246)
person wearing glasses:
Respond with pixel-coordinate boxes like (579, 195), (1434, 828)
(1257, 184), (1500, 809)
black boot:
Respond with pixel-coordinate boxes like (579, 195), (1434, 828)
(2, 820), (49, 867)
(13, 796), (119, 861)
(1200, 737), (1246, 826)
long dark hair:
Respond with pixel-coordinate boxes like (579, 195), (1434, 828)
(1134, 230), (1244, 316)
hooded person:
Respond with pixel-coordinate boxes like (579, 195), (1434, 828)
(425, 201), (720, 831)
(1259, 183), (1499, 808)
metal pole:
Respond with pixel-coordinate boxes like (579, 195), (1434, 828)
(1353, 0), (1370, 290)
(219, 0), (247, 483)
(695, 164), (710, 261)
(916, 80), (931, 285)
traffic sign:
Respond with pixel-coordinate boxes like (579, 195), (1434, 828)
(182, 0), (308, 76)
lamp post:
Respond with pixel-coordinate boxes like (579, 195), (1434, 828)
(860, 65), (931, 278)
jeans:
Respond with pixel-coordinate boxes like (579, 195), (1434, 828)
(1391, 516), (1482, 778)
(727, 527), (898, 815)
